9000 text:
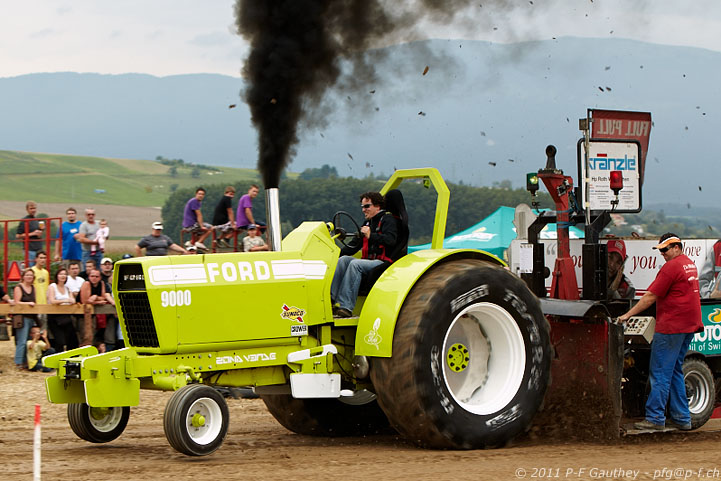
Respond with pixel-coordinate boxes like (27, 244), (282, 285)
(161, 289), (192, 307)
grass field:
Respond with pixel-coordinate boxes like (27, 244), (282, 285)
(0, 150), (266, 207)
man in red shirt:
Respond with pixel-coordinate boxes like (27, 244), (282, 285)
(618, 233), (703, 431)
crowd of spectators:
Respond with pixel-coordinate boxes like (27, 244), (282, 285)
(5, 187), (268, 370)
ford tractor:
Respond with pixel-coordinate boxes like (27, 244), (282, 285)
(44, 168), (553, 456)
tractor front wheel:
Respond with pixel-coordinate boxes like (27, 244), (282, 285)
(371, 259), (551, 449)
(67, 404), (130, 443)
(163, 384), (229, 456)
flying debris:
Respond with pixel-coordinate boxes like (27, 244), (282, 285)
(418, 111), (426, 116)
(422, 66), (429, 76)
(369, 90), (376, 94)
(480, 131), (486, 136)
(605, 86), (612, 91)
(365, 162), (372, 168)
(698, 186), (702, 191)
(320, 133), (325, 138)
(604, 66), (611, 70)
(508, 159), (515, 163)
(687, 203), (692, 209)
(488, 162), (497, 167)
(228, 104), (237, 109)
(598, 86), (604, 92)
(347, 153), (354, 160)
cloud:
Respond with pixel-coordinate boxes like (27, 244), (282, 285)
(189, 31), (233, 47)
(29, 28), (56, 39)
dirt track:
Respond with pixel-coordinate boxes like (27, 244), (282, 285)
(2, 338), (721, 481)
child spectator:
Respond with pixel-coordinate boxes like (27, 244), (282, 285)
(26, 326), (56, 372)
(91, 219), (110, 255)
(243, 224), (269, 252)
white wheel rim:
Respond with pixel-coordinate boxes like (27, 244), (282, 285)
(88, 407), (123, 433)
(442, 302), (526, 415)
(685, 370), (712, 415)
(185, 397), (223, 445)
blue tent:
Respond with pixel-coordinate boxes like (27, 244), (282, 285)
(408, 206), (584, 259)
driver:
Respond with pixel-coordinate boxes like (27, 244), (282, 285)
(607, 239), (635, 299)
(331, 192), (400, 318)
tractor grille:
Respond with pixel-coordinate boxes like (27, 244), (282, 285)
(118, 292), (159, 348)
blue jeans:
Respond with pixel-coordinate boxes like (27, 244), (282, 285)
(645, 332), (695, 425)
(82, 249), (102, 272)
(14, 317), (33, 365)
(27, 250), (37, 267)
(330, 256), (383, 311)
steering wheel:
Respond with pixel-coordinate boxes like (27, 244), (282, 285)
(332, 211), (362, 249)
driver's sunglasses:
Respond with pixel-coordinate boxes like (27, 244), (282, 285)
(659, 246), (670, 253)
(361, 203), (372, 209)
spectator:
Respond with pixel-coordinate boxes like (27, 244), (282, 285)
(236, 184), (263, 230)
(212, 186), (237, 248)
(66, 261), (85, 297)
(182, 188), (212, 251)
(91, 219), (110, 257)
(100, 257), (114, 291)
(26, 326), (55, 372)
(13, 269), (37, 369)
(98, 258), (119, 351)
(75, 208), (102, 270)
(135, 222), (190, 256)
(699, 240), (721, 298)
(31, 251), (50, 306)
(243, 224), (269, 252)
(606, 239), (635, 299)
(618, 233), (703, 431)
(54, 207), (83, 266)
(79, 259), (97, 281)
(16, 201), (44, 266)
(47, 268), (79, 352)
(80, 269), (115, 351)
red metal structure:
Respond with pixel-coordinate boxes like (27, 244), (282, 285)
(2, 216), (61, 293)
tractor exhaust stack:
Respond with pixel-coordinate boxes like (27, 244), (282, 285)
(265, 188), (282, 251)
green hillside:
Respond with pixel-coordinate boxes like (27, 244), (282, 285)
(0, 150), (270, 206)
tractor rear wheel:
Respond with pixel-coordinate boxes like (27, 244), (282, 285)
(67, 404), (130, 443)
(261, 393), (391, 436)
(683, 357), (715, 429)
(371, 259), (551, 449)
(163, 384), (229, 456)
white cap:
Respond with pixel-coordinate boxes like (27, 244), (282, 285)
(101, 257), (113, 265)
(152, 221), (163, 230)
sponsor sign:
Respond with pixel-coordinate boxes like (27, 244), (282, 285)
(689, 306), (721, 356)
(509, 238), (713, 298)
(578, 140), (642, 213)
(589, 109), (652, 184)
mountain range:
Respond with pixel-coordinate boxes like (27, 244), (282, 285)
(1, 37), (718, 208)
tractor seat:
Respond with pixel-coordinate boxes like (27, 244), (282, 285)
(358, 189), (409, 296)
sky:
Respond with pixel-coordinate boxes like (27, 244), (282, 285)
(2, 0), (721, 78)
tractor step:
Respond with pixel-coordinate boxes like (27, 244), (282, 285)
(621, 422), (679, 435)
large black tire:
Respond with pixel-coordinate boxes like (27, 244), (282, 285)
(163, 384), (229, 456)
(261, 393), (392, 436)
(683, 357), (715, 429)
(67, 404), (130, 443)
(370, 259), (551, 449)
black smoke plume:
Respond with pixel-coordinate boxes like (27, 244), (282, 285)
(234, 1), (525, 187)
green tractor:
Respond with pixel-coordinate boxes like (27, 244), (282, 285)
(45, 168), (552, 455)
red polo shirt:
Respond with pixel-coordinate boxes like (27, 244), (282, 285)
(648, 254), (703, 334)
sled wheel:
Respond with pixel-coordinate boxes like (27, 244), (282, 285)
(371, 259), (551, 449)
(67, 404), (130, 443)
(261, 394), (392, 436)
(684, 357), (715, 429)
(163, 384), (229, 456)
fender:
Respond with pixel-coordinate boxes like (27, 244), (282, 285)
(355, 248), (505, 357)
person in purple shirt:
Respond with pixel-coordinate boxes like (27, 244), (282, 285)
(183, 188), (212, 250)
(236, 184), (265, 230)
